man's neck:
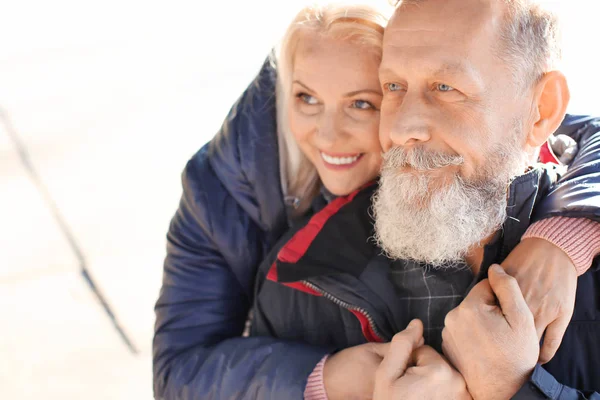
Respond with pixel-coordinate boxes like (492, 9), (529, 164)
(465, 232), (498, 276)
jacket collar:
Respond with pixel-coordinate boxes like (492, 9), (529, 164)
(499, 164), (562, 260)
(267, 166), (560, 343)
(272, 165), (559, 284)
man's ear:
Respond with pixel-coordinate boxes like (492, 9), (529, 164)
(526, 71), (570, 147)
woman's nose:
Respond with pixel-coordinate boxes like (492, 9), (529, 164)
(315, 110), (345, 147)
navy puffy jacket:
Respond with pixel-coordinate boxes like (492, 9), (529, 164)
(153, 58), (600, 399)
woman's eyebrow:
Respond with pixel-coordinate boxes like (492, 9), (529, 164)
(345, 89), (382, 97)
(293, 80), (381, 97)
(292, 80), (315, 92)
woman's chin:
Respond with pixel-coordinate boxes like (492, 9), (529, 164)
(322, 181), (363, 198)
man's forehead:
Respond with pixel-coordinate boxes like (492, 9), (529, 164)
(381, 0), (503, 77)
(392, 0), (502, 18)
(385, 0), (503, 44)
(379, 60), (475, 78)
(380, 29), (486, 74)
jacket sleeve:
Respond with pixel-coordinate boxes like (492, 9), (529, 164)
(533, 115), (600, 223)
(513, 365), (600, 400)
(153, 148), (330, 400)
(517, 116), (600, 398)
(153, 56), (331, 399)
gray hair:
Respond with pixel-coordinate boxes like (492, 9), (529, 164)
(496, 0), (562, 89)
(392, 0), (562, 90)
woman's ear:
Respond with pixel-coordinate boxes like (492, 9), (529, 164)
(526, 71), (570, 148)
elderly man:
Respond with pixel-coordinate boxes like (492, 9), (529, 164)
(370, 0), (600, 398)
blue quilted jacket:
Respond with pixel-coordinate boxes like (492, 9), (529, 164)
(153, 57), (600, 400)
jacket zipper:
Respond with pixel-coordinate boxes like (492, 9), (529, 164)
(302, 280), (385, 342)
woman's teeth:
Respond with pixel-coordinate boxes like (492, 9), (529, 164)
(321, 152), (361, 165)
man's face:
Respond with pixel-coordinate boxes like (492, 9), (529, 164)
(378, 0), (531, 180)
(373, 0), (533, 265)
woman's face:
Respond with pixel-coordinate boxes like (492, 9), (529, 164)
(289, 33), (383, 196)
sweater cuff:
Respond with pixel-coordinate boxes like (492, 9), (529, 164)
(304, 355), (329, 400)
(523, 217), (600, 276)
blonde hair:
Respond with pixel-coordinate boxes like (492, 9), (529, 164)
(273, 2), (389, 215)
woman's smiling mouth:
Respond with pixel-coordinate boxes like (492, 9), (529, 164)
(320, 152), (364, 169)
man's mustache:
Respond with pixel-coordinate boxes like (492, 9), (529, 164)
(382, 146), (464, 171)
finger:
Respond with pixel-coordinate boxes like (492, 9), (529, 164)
(376, 319), (424, 382)
(413, 345), (444, 367)
(368, 342), (391, 359)
(531, 302), (551, 340)
(534, 317), (547, 342)
(413, 346), (457, 383)
(463, 278), (496, 307)
(533, 304), (554, 341)
(539, 316), (570, 364)
(488, 264), (533, 328)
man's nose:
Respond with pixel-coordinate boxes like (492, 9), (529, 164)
(380, 92), (433, 151)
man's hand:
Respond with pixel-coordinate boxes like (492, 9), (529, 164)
(442, 265), (539, 400)
(502, 237), (577, 363)
(324, 319), (423, 400)
(372, 320), (469, 400)
(374, 337), (471, 400)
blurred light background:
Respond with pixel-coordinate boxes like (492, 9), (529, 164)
(0, 1), (598, 399)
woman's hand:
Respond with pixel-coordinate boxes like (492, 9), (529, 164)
(375, 320), (471, 400)
(323, 341), (390, 400)
(501, 237), (577, 364)
(324, 319), (425, 400)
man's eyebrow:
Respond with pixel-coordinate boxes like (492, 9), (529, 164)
(434, 62), (484, 88)
(380, 62), (471, 77)
(433, 62), (471, 76)
(378, 66), (397, 78)
(380, 63), (483, 88)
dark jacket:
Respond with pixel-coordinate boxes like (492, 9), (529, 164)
(153, 57), (600, 400)
(251, 171), (600, 399)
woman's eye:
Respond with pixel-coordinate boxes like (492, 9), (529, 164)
(385, 83), (403, 92)
(298, 93), (319, 105)
(437, 83), (455, 92)
(351, 100), (374, 110)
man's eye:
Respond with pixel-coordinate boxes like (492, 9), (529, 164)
(385, 83), (403, 92)
(351, 100), (374, 110)
(298, 93), (319, 105)
(437, 83), (455, 92)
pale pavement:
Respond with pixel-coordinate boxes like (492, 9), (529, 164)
(0, 1), (598, 399)
(0, 2), (305, 398)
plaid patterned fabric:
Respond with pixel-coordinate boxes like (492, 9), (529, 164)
(387, 259), (474, 352)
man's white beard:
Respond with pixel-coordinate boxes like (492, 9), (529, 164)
(372, 143), (527, 268)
